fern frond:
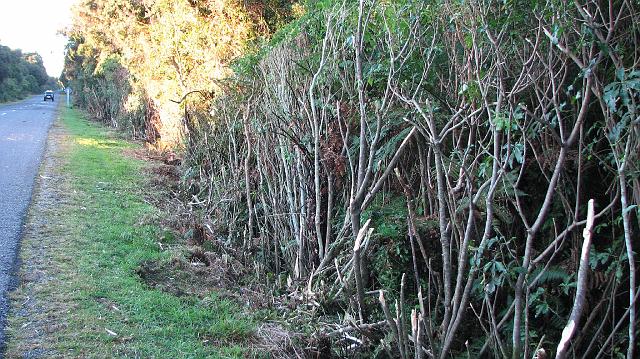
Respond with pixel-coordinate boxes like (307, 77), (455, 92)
(531, 266), (572, 285)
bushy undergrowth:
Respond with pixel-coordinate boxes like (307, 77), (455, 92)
(63, 0), (639, 357)
(180, 0), (640, 357)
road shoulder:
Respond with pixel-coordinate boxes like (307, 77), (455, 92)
(4, 115), (69, 358)
(5, 108), (257, 358)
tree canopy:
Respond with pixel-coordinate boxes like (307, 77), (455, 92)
(0, 44), (57, 102)
(62, 0), (293, 144)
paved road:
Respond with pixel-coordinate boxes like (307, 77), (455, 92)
(0, 95), (57, 353)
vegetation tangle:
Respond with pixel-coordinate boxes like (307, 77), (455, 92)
(62, 0), (638, 357)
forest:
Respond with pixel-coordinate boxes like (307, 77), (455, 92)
(0, 44), (57, 102)
(62, 0), (639, 357)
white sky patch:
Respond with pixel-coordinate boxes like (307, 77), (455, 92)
(0, 0), (77, 77)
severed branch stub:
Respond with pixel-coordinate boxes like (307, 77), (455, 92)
(354, 219), (372, 323)
(555, 199), (595, 359)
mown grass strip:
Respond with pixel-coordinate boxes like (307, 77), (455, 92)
(16, 108), (253, 357)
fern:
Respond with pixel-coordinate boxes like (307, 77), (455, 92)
(530, 266), (572, 285)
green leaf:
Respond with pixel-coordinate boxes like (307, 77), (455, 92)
(512, 266), (527, 275)
(512, 143), (524, 165)
(603, 83), (620, 112)
(608, 118), (628, 141)
(535, 302), (550, 317)
(486, 282), (496, 294)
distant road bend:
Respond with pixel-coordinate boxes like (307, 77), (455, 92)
(0, 95), (57, 354)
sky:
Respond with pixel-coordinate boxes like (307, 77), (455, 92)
(0, 0), (76, 77)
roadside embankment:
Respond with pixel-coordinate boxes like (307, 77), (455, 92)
(5, 108), (257, 358)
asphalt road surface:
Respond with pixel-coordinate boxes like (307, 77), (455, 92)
(0, 95), (57, 354)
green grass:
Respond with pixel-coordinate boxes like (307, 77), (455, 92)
(38, 108), (253, 357)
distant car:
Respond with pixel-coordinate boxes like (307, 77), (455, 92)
(44, 90), (54, 101)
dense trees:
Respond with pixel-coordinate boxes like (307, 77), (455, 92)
(62, 0), (292, 145)
(0, 44), (56, 102)
(64, 0), (639, 357)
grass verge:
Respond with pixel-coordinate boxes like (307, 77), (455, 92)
(6, 107), (253, 358)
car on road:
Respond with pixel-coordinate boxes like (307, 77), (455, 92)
(44, 90), (54, 101)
